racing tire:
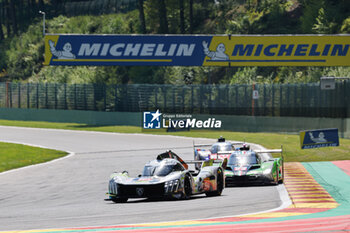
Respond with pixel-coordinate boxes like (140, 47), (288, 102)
(182, 175), (192, 200)
(206, 168), (224, 197)
(111, 197), (128, 203)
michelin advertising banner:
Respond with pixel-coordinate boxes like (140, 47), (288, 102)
(300, 128), (339, 149)
(44, 34), (350, 66)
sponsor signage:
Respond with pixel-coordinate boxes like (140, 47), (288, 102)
(142, 110), (222, 130)
(252, 90), (259, 99)
(300, 128), (339, 149)
(45, 34), (350, 66)
(320, 77), (336, 90)
(45, 34), (209, 66)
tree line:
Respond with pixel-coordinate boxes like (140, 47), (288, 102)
(0, 0), (50, 38)
(0, 0), (198, 39)
(0, 0), (349, 84)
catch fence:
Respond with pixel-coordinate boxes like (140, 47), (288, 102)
(0, 82), (349, 118)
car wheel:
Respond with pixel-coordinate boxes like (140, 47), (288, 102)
(111, 197), (128, 203)
(206, 168), (224, 197)
(182, 175), (192, 200)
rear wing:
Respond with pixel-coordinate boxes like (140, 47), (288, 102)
(255, 149), (282, 154)
(218, 148), (283, 154)
(255, 147), (283, 161)
(193, 142), (244, 148)
(193, 139), (245, 150)
(193, 144), (212, 148)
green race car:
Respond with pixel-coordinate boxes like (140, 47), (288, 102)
(224, 148), (283, 186)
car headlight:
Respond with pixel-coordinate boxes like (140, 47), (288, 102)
(263, 168), (272, 174)
(164, 179), (180, 193)
(109, 180), (118, 195)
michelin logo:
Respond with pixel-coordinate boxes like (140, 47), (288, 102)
(203, 41), (229, 60)
(49, 40), (76, 59)
(203, 42), (349, 59)
(143, 110), (162, 129)
(300, 128), (339, 149)
(309, 132), (327, 143)
(78, 43), (195, 57)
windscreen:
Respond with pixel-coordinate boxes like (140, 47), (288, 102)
(142, 164), (175, 177)
(211, 144), (232, 153)
(228, 154), (257, 166)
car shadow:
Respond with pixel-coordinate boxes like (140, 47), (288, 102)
(106, 194), (209, 204)
(225, 183), (280, 188)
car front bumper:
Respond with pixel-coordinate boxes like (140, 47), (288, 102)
(225, 174), (272, 186)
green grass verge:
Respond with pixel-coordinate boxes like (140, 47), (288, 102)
(0, 141), (67, 173)
(0, 119), (349, 163)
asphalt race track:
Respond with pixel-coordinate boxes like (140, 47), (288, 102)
(0, 126), (285, 231)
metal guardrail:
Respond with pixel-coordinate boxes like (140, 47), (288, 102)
(0, 82), (349, 118)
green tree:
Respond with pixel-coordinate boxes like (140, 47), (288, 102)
(312, 8), (337, 34)
(4, 0), (11, 36)
(340, 17), (350, 33)
(189, 0), (193, 33)
(138, 0), (146, 33)
(229, 67), (275, 84)
(158, 0), (169, 33)
(179, 0), (185, 33)
(38, 0), (44, 11)
(300, 0), (324, 33)
(0, 12), (4, 40)
(226, 10), (264, 34)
